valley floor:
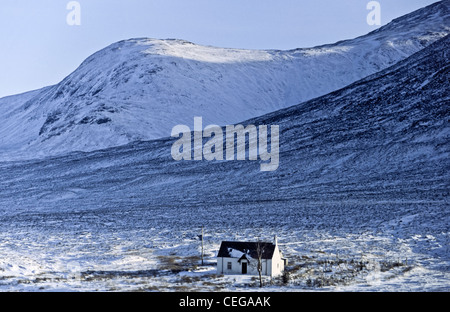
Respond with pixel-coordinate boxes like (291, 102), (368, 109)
(0, 201), (448, 292)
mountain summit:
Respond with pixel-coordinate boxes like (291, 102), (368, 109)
(0, 1), (448, 160)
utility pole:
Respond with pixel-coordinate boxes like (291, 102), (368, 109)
(201, 226), (204, 266)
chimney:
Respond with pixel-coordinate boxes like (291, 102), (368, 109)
(274, 235), (278, 246)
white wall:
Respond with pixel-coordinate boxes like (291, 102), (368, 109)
(217, 257), (275, 276)
(217, 257), (243, 275)
(271, 245), (285, 277)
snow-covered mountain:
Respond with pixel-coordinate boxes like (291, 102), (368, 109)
(0, 31), (448, 291)
(0, 1), (449, 160)
(3, 33), (447, 209)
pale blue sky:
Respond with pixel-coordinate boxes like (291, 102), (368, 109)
(0, 0), (439, 98)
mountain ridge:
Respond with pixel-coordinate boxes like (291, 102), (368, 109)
(1, 34), (448, 205)
(0, 0), (449, 161)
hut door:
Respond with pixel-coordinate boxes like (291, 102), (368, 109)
(242, 262), (247, 274)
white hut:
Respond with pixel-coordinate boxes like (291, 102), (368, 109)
(216, 236), (287, 277)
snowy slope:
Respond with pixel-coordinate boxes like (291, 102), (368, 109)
(0, 33), (448, 292)
(2, 34), (447, 210)
(0, 1), (449, 160)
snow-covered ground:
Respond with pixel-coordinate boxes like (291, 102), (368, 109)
(0, 202), (448, 291)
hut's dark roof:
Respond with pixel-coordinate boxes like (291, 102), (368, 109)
(217, 241), (276, 260)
